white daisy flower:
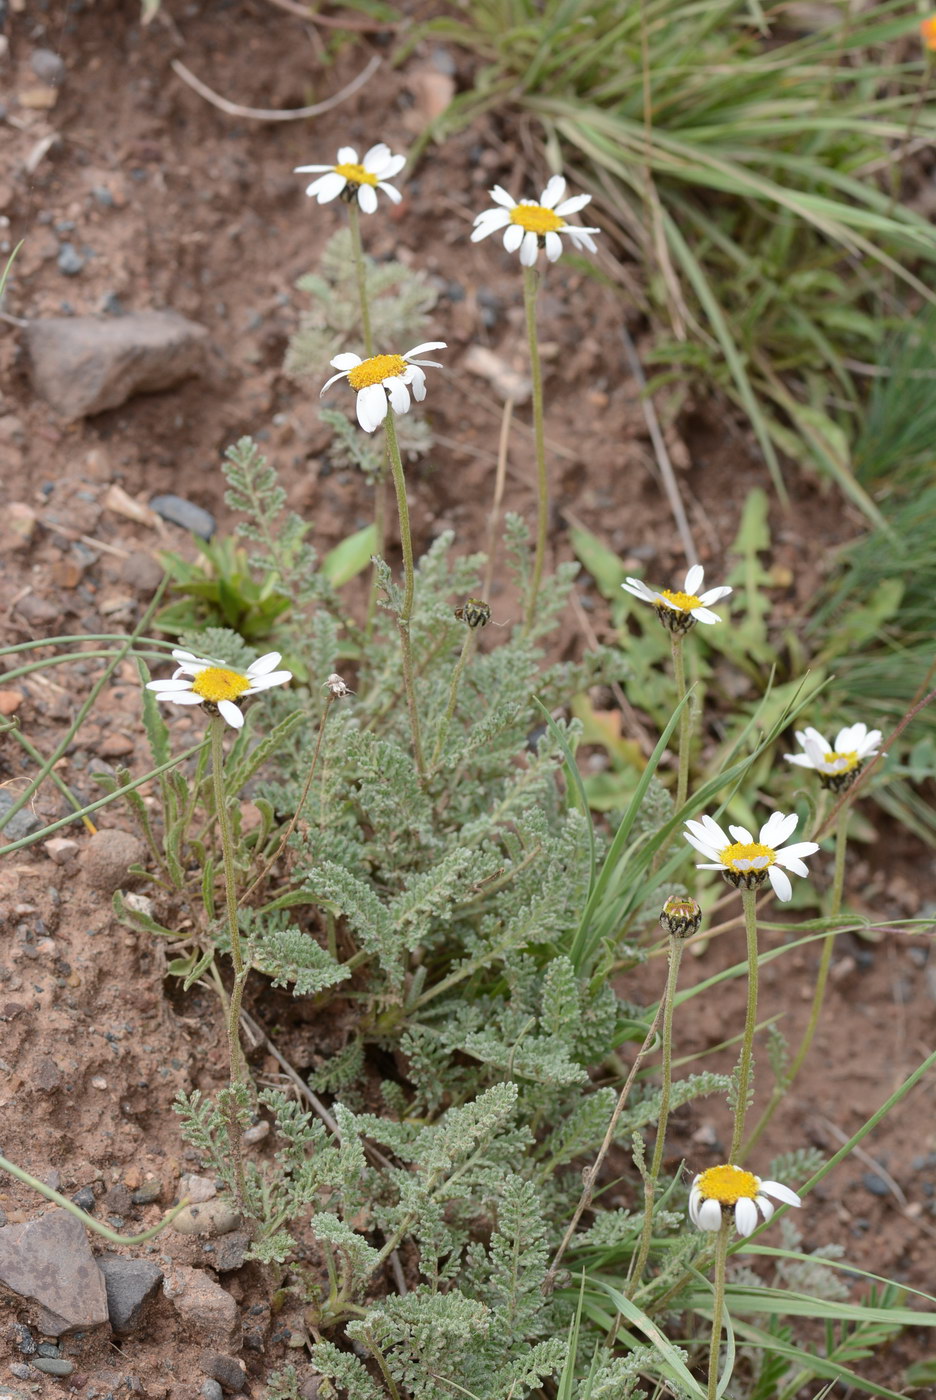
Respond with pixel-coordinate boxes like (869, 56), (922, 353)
(785, 722), (882, 792)
(294, 142), (406, 213)
(622, 564), (732, 634)
(320, 342), (446, 433)
(689, 1163), (801, 1237)
(146, 650), (292, 730)
(471, 174), (601, 267)
(683, 809), (819, 902)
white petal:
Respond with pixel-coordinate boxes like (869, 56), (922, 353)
(310, 171), (346, 203)
(356, 382), (388, 433)
(622, 578), (656, 602)
(244, 671), (292, 693)
(774, 855), (810, 878)
(404, 341), (447, 358)
(408, 366), (427, 401)
(470, 221), (498, 243)
(555, 193), (591, 215)
(544, 230), (563, 262)
(754, 1195), (775, 1224)
(759, 810), (798, 847)
(385, 376), (411, 416)
(800, 727), (831, 753)
(519, 231), (539, 266)
(320, 370), (351, 397)
(859, 730), (883, 755)
(330, 352), (363, 370)
(473, 207), (511, 231)
(217, 700), (245, 729)
(503, 222), (525, 253)
(171, 649), (212, 666)
(684, 564), (704, 595)
(697, 1198), (723, 1231)
(767, 866), (793, 902)
(146, 678), (195, 693)
(698, 815), (732, 847)
(692, 607), (723, 625)
(293, 163), (332, 173)
(684, 831), (723, 861)
(734, 1198), (758, 1237)
(696, 862), (728, 871)
(760, 1180), (802, 1208)
(776, 841), (819, 861)
(489, 184), (516, 208)
(357, 183), (378, 214)
(247, 653), (282, 677)
(785, 753), (816, 769)
(361, 142), (390, 170)
(699, 585), (732, 605)
(728, 824), (755, 844)
(336, 145), (358, 164)
(565, 227), (598, 252)
(376, 180), (402, 204)
(380, 154), (406, 179)
(540, 174), (566, 208)
(302, 174), (337, 200)
(159, 690), (203, 705)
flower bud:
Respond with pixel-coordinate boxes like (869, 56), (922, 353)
(454, 597), (492, 629)
(660, 894), (702, 938)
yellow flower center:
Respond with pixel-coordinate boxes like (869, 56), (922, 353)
(721, 841), (774, 874)
(509, 203), (565, 235)
(334, 161), (378, 188)
(661, 589), (702, 612)
(192, 667), (251, 704)
(347, 353), (407, 391)
(697, 1164), (760, 1205)
(822, 749), (859, 774)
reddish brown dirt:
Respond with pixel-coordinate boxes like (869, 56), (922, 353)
(1, 3), (935, 1398)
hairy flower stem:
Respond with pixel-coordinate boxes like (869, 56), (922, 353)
(384, 410), (426, 778)
(209, 715), (250, 1212)
(730, 887), (760, 1163)
(706, 1219), (732, 1400)
(670, 632), (691, 813)
(522, 263), (548, 633)
(742, 808), (849, 1158)
(430, 627), (476, 770)
(0, 1152), (191, 1245)
(629, 933), (685, 1290)
(347, 202), (373, 357)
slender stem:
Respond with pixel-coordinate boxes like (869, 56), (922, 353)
(209, 716), (249, 1211)
(730, 887), (760, 1162)
(522, 263), (548, 633)
(347, 201), (373, 357)
(670, 631), (691, 813)
(238, 696), (334, 907)
(629, 933), (685, 1290)
(0, 1153), (190, 1246)
(6, 722), (98, 834)
(742, 807), (850, 1157)
(430, 627), (475, 770)
(544, 998), (666, 1292)
(706, 1219), (732, 1400)
(384, 410), (425, 778)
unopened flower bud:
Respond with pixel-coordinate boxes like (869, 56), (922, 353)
(660, 894), (702, 938)
(324, 673), (353, 698)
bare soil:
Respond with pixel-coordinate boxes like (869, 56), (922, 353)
(2, 3), (935, 1397)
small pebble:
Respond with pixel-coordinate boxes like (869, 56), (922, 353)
(30, 48), (66, 86)
(862, 1172), (890, 1198)
(131, 1180), (162, 1205)
(57, 242), (85, 277)
(36, 1343), (61, 1358)
(14, 1323), (36, 1355)
(242, 1120), (269, 1145)
(31, 1358), (75, 1377)
(92, 186), (114, 207)
(149, 494), (216, 540)
(199, 1352), (246, 1394)
(72, 1185), (96, 1212)
(10, 1361), (33, 1379)
(91, 1076), (108, 1090)
(201, 1383), (224, 1400)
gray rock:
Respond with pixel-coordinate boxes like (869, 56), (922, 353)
(121, 552), (164, 595)
(30, 49), (66, 86)
(211, 1231), (249, 1274)
(131, 1179), (162, 1205)
(36, 1342), (61, 1357)
(57, 243), (85, 277)
(171, 1201), (241, 1237)
(71, 1185), (96, 1213)
(31, 1357), (75, 1377)
(201, 1383), (224, 1400)
(9, 1363), (34, 1380)
(862, 1172), (890, 1198)
(24, 311), (209, 422)
(97, 1255), (164, 1334)
(149, 494), (216, 541)
(0, 791), (42, 841)
(13, 1322), (36, 1354)
(82, 829), (146, 893)
(0, 1208), (108, 1330)
(199, 1353), (246, 1393)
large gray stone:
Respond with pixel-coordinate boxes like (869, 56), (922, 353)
(25, 311), (209, 421)
(0, 1208), (108, 1331)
